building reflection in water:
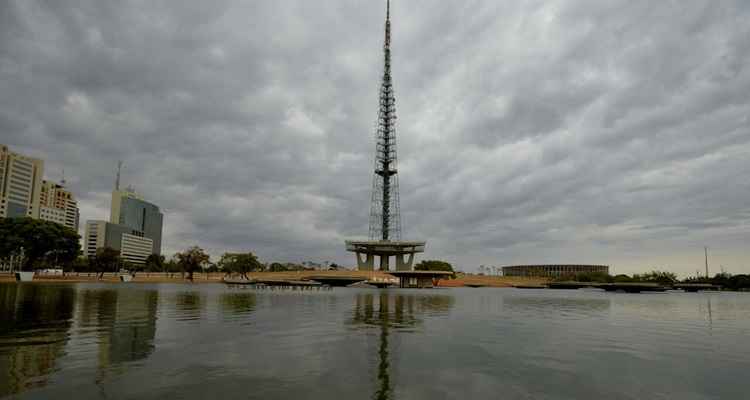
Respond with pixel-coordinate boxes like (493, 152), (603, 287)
(173, 291), (204, 321)
(0, 284), (76, 397)
(76, 287), (159, 382)
(348, 292), (454, 400)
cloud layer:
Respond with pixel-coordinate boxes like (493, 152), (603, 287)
(2, 0), (749, 275)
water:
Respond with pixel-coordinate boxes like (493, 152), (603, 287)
(1, 283), (749, 399)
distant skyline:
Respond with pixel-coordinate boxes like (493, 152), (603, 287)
(1, 1), (748, 276)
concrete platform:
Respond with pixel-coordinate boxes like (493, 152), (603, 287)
(673, 283), (721, 292)
(308, 276), (367, 287)
(547, 282), (672, 293)
(365, 281), (395, 288)
(596, 283), (669, 293)
(389, 270), (453, 288)
(345, 240), (426, 271)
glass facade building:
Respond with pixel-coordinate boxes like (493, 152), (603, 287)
(116, 196), (163, 255)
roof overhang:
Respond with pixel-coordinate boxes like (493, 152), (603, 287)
(345, 240), (426, 255)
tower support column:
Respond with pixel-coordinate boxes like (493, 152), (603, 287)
(380, 255), (390, 271)
(357, 252), (375, 271)
(396, 253), (415, 271)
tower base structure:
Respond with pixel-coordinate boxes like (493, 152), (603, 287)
(345, 240), (425, 271)
(389, 270), (454, 288)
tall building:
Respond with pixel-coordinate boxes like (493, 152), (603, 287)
(0, 144), (44, 219)
(84, 165), (164, 265)
(39, 180), (80, 231)
(84, 220), (153, 265)
(0, 144), (80, 232)
(110, 187), (163, 255)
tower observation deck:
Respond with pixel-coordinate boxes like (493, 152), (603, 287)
(345, 0), (426, 271)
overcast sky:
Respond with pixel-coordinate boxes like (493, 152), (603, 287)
(2, 0), (749, 276)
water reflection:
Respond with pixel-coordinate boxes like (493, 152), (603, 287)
(0, 284), (76, 397)
(348, 292), (455, 400)
(701, 295), (713, 330)
(174, 291), (204, 321)
(4, 286), (749, 399)
(503, 295), (611, 316)
(219, 292), (257, 322)
(75, 287), (159, 383)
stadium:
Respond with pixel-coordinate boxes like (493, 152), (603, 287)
(501, 265), (609, 277)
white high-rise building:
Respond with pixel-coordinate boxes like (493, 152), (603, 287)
(85, 220), (107, 258)
(0, 144), (80, 232)
(84, 220), (153, 265)
(0, 144), (44, 219)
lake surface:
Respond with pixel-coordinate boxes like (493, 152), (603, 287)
(1, 283), (749, 399)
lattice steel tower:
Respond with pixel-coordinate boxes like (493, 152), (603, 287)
(368, 0), (401, 242)
(346, 0), (424, 272)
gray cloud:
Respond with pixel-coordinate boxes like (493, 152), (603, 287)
(1, 0), (749, 276)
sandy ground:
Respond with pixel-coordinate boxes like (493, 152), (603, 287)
(0, 270), (548, 287)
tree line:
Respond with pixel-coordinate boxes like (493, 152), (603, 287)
(0, 218), (345, 280)
(553, 270), (750, 290)
(22, 244), (342, 281)
(4, 218), (746, 289)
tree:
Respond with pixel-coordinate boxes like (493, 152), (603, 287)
(204, 262), (220, 273)
(123, 261), (141, 275)
(415, 260), (454, 272)
(633, 270), (677, 285)
(218, 252), (263, 279)
(0, 218), (80, 271)
(145, 254), (165, 272)
(682, 272), (750, 291)
(164, 258), (180, 273)
(71, 256), (91, 273)
(723, 274), (750, 290)
(175, 246), (210, 281)
(91, 247), (120, 279)
(612, 274), (633, 283)
(269, 262), (287, 272)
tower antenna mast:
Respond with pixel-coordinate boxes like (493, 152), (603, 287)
(704, 246), (709, 278)
(115, 161), (123, 191)
(344, 0), (426, 274)
(368, 0), (401, 241)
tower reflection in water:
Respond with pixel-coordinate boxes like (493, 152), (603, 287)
(348, 292), (454, 400)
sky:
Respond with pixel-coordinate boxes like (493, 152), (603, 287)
(1, 0), (749, 276)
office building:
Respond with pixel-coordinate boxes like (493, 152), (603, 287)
(39, 180), (79, 231)
(0, 144), (44, 219)
(110, 187), (163, 255)
(84, 220), (153, 265)
(84, 166), (164, 265)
